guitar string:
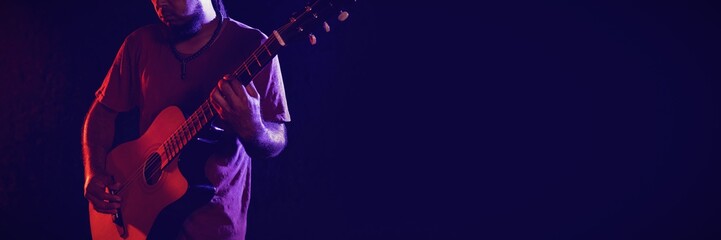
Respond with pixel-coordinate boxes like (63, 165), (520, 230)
(114, 23), (289, 195)
(117, 0), (332, 194)
(141, 33), (286, 188)
(139, 3), (331, 184)
(137, 15), (302, 185)
(133, 42), (282, 193)
(116, 3), (326, 194)
(138, 101), (215, 190)
(115, 100), (215, 194)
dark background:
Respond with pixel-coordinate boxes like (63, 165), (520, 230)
(1, 0), (720, 239)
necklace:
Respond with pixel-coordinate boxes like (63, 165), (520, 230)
(170, 18), (224, 80)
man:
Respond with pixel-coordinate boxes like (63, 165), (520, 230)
(82, 0), (290, 239)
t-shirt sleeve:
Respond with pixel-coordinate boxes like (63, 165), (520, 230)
(255, 56), (291, 123)
(95, 35), (139, 112)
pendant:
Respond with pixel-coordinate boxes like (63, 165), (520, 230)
(181, 60), (187, 80)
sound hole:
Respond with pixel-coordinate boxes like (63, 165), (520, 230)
(144, 152), (162, 185)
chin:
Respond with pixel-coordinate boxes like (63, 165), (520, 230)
(165, 10), (204, 41)
(170, 22), (201, 41)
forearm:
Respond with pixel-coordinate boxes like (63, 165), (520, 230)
(240, 121), (287, 159)
(82, 101), (118, 178)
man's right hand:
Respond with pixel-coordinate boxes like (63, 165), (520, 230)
(84, 174), (122, 214)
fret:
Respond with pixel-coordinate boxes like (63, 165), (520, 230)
(254, 53), (262, 66)
(183, 125), (190, 141)
(185, 121), (193, 139)
(189, 115), (197, 135)
(200, 105), (208, 125)
(180, 126), (188, 143)
(178, 135), (184, 149)
(166, 143), (171, 157)
(187, 115), (194, 134)
(194, 114), (201, 133)
(263, 44), (272, 56)
(178, 126), (185, 144)
(188, 123), (194, 139)
(207, 104), (215, 118)
(244, 63), (252, 76)
(161, 144), (168, 159)
(168, 139), (175, 157)
(172, 137), (179, 153)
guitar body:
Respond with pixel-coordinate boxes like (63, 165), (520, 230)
(89, 106), (216, 240)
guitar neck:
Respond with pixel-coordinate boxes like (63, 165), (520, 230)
(161, 34), (285, 162)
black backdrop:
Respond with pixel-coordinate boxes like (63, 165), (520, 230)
(1, 0), (721, 239)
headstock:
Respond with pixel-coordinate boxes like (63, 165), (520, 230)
(273, 0), (357, 46)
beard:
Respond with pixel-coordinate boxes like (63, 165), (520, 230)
(167, 6), (204, 42)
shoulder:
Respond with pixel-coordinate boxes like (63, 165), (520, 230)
(224, 18), (268, 43)
(122, 23), (165, 46)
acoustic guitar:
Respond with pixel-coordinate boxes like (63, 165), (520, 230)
(88, 0), (355, 239)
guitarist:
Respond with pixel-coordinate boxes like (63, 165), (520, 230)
(82, 0), (290, 239)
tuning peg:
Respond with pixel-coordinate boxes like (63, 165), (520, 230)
(323, 22), (330, 32)
(309, 33), (317, 45)
(338, 11), (349, 21)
